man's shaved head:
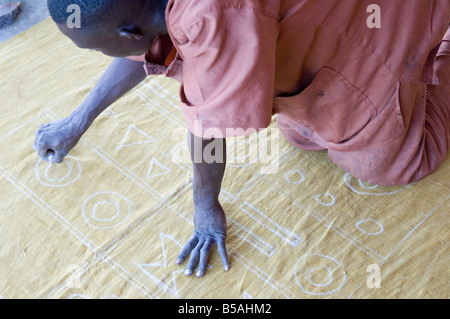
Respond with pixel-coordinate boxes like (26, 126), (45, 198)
(47, 0), (162, 29)
(47, 0), (169, 57)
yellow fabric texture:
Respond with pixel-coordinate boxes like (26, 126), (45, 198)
(0, 19), (448, 299)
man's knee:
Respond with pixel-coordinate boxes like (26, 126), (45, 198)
(328, 127), (448, 187)
(328, 148), (415, 186)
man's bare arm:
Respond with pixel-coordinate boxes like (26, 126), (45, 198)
(176, 131), (230, 277)
(34, 57), (147, 163)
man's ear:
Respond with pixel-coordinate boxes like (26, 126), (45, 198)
(118, 26), (143, 40)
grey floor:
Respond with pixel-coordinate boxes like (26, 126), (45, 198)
(0, 0), (49, 44)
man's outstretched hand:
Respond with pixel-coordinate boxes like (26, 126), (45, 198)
(176, 204), (230, 277)
(33, 116), (84, 164)
(179, 131), (229, 278)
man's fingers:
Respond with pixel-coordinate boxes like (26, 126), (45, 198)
(34, 146), (66, 163)
(33, 133), (57, 162)
(177, 234), (230, 277)
(185, 240), (204, 276)
(176, 235), (198, 265)
(33, 142), (54, 162)
(34, 145), (48, 159)
(196, 238), (215, 277)
(217, 238), (230, 271)
(52, 150), (67, 164)
(33, 134), (48, 156)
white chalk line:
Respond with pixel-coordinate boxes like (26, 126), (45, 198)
(116, 124), (158, 150)
(0, 166), (97, 252)
(233, 145), (297, 195)
(80, 138), (163, 201)
(82, 191), (133, 230)
(229, 248), (299, 299)
(344, 173), (414, 196)
(143, 77), (181, 109)
(381, 195), (449, 263)
(102, 255), (160, 299)
(240, 202), (301, 247)
(137, 232), (185, 298)
(294, 253), (346, 296)
(292, 201), (385, 262)
(293, 193), (449, 264)
(135, 90), (184, 127)
(44, 109), (179, 202)
(227, 217), (276, 257)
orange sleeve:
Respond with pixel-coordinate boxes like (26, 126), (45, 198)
(177, 9), (278, 138)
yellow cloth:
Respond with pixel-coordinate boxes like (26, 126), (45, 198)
(0, 18), (448, 299)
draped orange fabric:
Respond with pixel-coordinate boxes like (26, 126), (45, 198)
(130, 0), (450, 185)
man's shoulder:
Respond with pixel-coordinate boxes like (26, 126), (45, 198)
(168, 0), (280, 28)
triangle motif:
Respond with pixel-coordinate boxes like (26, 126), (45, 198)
(117, 125), (157, 150)
(138, 233), (183, 297)
(101, 107), (116, 116)
(147, 158), (171, 178)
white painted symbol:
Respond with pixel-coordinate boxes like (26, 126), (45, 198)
(306, 267), (333, 287)
(35, 155), (81, 187)
(138, 233), (184, 297)
(117, 125), (157, 150)
(359, 179), (378, 189)
(355, 219), (384, 236)
(219, 188), (237, 204)
(284, 169), (305, 184)
(147, 158), (171, 178)
(240, 202), (301, 247)
(82, 191), (133, 229)
(314, 193), (336, 206)
(101, 107), (116, 116)
(344, 173), (413, 195)
(294, 254), (346, 295)
(228, 219), (276, 257)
